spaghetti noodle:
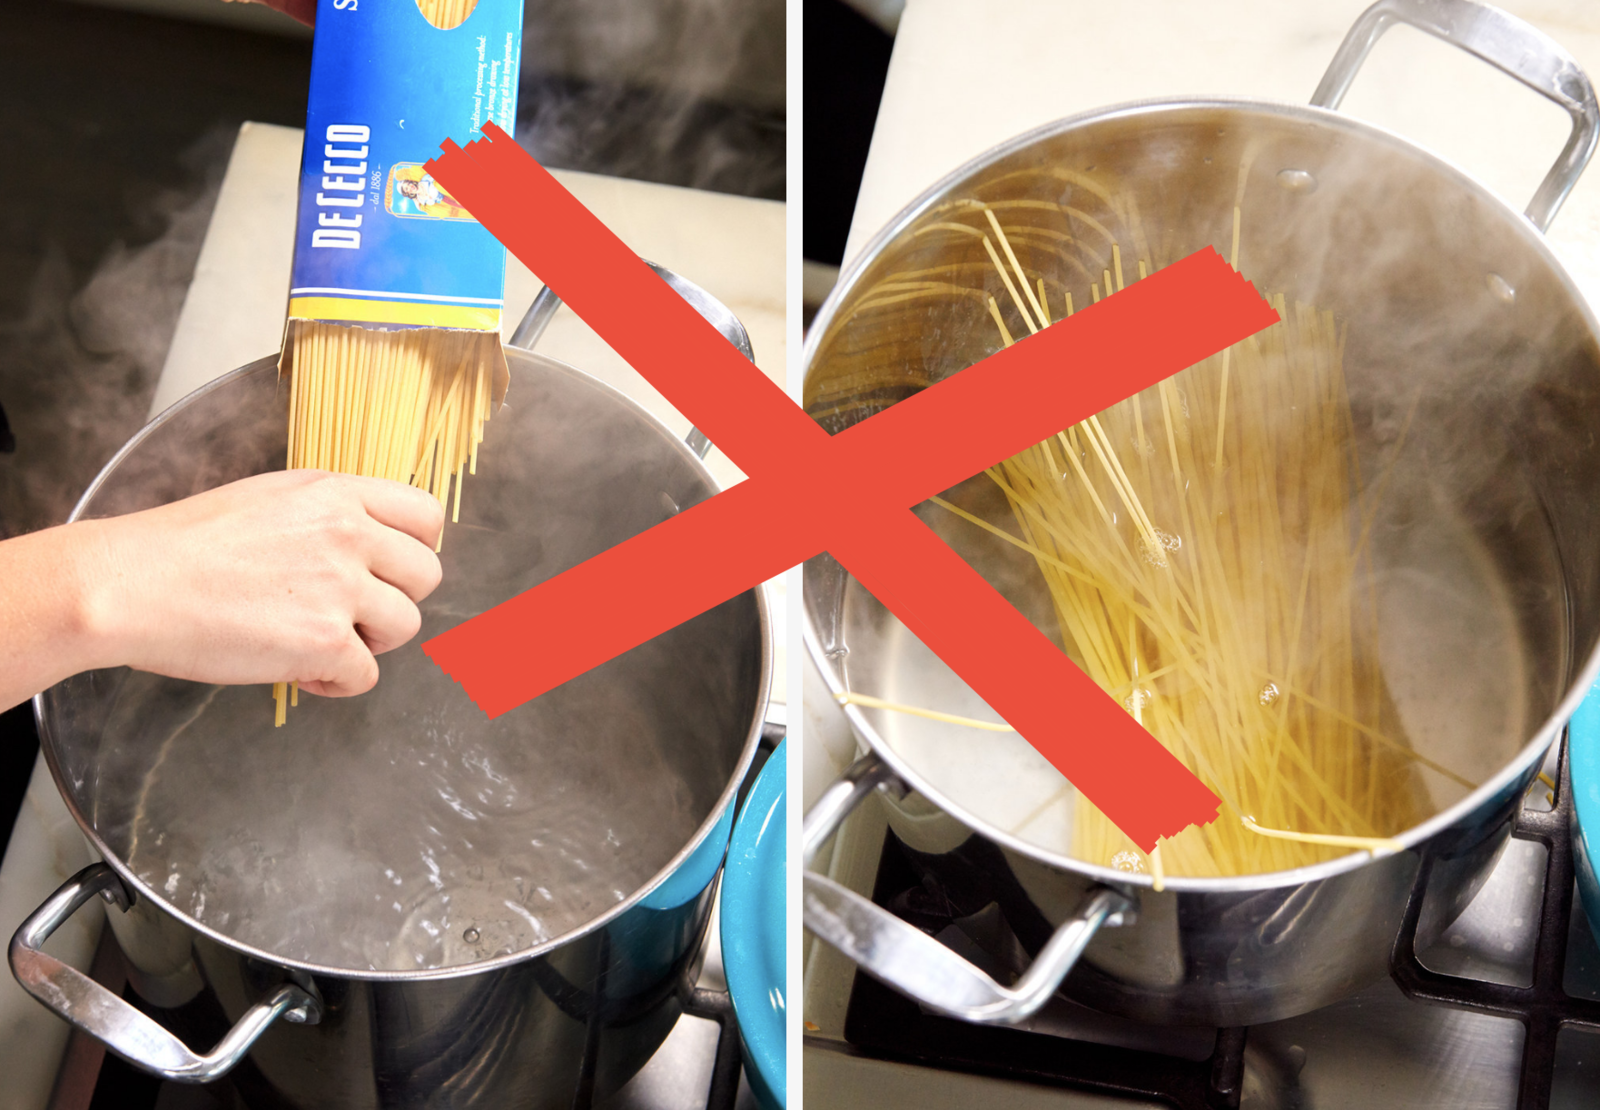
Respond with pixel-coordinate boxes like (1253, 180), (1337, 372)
(273, 323), (498, 725)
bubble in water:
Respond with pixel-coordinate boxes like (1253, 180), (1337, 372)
(1124, 687), (1153, 713)
(1486, 272), (1516, 304)
(1111, 850), (1145, 873)
(1277, 168), (1317, 193)
(1259, 682), (1280, 706)
(1142, 529), (1181, 568)
(463, 926), (481, 944)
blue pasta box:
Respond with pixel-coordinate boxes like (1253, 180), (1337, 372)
(280, 0), (523, 402)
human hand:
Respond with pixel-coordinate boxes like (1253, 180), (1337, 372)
(75, 470), (443, 697)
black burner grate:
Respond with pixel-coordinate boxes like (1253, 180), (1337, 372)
(842, 736), (1600, 1110)
(1389, 739), (1600, 1108)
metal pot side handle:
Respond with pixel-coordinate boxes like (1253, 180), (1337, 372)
(802, 753), (1136, 1025)
(1312, 0), (1600, 233)
(8, 863), (321, 1084)
(507, 261), (756, 461)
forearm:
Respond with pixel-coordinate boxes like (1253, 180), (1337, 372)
(0, 472), (442, 718)
(0, 522), (116, 713)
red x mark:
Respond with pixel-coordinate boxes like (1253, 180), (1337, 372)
(422, 124), (1278, 849)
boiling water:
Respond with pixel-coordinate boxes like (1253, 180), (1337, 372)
(89, 632), (709, 972)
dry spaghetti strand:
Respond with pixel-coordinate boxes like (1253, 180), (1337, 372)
(276, 323), (499, 724)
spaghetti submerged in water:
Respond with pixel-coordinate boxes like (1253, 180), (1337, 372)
(833, 173), (1472, 882)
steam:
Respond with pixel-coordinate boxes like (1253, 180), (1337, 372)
(517, 0), (785, 199)
(0, 127), (232, 537)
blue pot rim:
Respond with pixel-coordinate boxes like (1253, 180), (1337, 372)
(1569, 683), (1600, 946)
(720, 740), (786, 1109)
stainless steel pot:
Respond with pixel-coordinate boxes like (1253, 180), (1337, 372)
(9, 274), (772, 1105)
(802, 0), (1600, 1028)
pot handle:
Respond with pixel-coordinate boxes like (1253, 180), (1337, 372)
(803, 753), (1135, 1025)
(8, 863), (321, 1084)
(1311, 0), (1600, 232)
(507, 261), (756, 461)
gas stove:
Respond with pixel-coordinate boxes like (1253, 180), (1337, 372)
(803, 738), (1600, 1109)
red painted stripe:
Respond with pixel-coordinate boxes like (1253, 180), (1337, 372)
(421, 125), (1283, 847)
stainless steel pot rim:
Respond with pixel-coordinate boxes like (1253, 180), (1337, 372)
(802, 93), (1600, 893)
(804, 94), (1600, 357)
(36, 349), (774, 981)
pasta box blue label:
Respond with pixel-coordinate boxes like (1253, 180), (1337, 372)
(287, 0), (523, 331)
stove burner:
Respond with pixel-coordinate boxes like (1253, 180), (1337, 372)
(842, 737), (1600, 1110)
(1390, 741), (1600, 1108)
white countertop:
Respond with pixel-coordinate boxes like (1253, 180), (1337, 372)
(0, 119), (785, 1108)
(845, 0), (1600, 304)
